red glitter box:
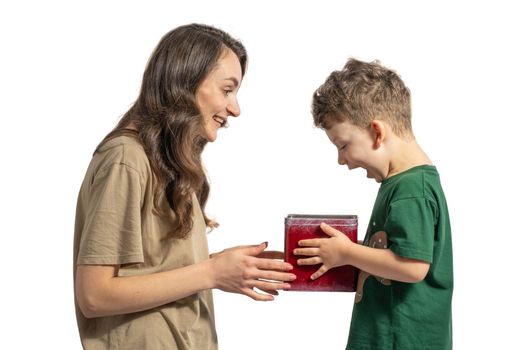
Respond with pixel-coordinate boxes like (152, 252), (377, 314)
(284, 214), (358, 292)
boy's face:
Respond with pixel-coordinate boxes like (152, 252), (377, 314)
(325, 119), (386, 182)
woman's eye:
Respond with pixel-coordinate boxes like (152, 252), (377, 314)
(339, 144), (347, 151)
(224, 89), (233, 96)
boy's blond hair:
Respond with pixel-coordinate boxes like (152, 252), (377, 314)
(312, 58), (413, 138)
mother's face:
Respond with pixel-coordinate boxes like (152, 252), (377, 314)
(195, 48), (243, 142)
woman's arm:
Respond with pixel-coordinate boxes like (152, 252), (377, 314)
(76, 243), (295, 318)
(76, 260), (214, 318)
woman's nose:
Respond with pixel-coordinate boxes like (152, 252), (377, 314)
(227, 98), (240, 117)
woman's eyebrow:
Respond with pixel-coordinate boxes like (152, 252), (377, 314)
(223, 77), (239, 87)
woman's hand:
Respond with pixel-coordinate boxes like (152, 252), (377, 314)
(209, 243), (296, 301)
(294, 223), (354, 280)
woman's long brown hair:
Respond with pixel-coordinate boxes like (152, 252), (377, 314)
(97, 24), (247, 239)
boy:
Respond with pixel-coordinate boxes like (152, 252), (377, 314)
(294, 58), (453, 349)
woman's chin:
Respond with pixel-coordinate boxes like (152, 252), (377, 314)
(205, 130), (218, 142)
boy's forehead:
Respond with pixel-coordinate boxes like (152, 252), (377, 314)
(325, 120), (351, 143)
(325, 129), (338, 144)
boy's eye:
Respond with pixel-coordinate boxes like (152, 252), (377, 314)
(339, 144), (347, 151)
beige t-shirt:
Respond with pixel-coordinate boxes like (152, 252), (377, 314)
(73, 135), (217, 350)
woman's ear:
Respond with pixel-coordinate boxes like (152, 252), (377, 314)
(370, 120), (387, 149)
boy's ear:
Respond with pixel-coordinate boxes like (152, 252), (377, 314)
(370, 120), (386, 149)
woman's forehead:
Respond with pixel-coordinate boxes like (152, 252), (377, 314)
(211, 48), (242, 80)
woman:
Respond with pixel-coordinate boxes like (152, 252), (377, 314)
(73, 23), (295, 349)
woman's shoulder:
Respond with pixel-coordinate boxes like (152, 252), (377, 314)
(94, 135), (150, 175)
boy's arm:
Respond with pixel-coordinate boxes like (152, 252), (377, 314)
(337, 242), (429, 283)
(295, 223), (429, 283)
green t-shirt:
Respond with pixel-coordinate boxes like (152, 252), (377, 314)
(347, 165), (453, 350)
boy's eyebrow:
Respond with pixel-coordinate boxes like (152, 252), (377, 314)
(330, 136), (340, 145)
(224, 77), (239, 87)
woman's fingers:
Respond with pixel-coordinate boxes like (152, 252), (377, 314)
(251, 269), (296, 283)
(240, 279), (291, 300)
(257, 250), (284, 259)
(243, 242), (268, 256)
(251, 279), (291, 292)
(214, 243), (299, 301)
(258, 288), (279, 296)
(242, 287), (274, 301)
(253, 257), (293, 272)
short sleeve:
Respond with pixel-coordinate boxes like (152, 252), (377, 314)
(77, 163), (144, 265)
(384, 197), (437, 263)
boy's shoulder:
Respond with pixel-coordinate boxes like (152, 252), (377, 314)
(381, 165), (441, 201)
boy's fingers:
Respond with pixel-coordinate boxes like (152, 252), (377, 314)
(310, 265), (329, 280)
(298, 238), (322, 247)
(293, 247), (319, 256)
(297, 256), (322, 266)
(320, 222), (342, 237)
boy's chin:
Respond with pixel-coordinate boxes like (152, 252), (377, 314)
(366, 171), (382, 183)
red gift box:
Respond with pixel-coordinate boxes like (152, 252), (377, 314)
(284, 214), (358, 292)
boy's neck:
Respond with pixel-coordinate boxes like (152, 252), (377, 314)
(386, 138), (432, 179)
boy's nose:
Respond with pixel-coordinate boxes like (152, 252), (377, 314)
(339, 154), (357, 170)
(338, 153), (346, 165)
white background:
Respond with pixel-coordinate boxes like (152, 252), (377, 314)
(1, 0), (523, 349)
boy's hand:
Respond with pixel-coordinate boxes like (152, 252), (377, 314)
(294, 223), (353, 280)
